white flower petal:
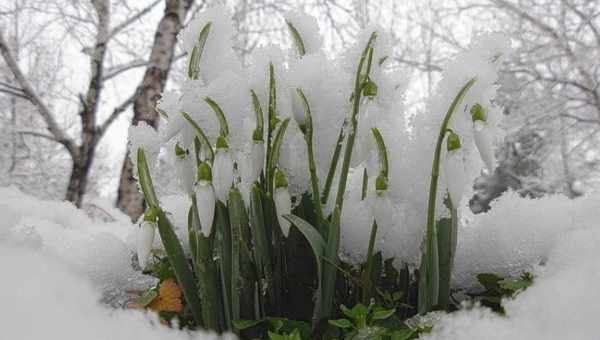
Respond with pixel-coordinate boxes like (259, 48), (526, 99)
(474, 121), (496, 173)
(195, 181), (216, 237)
(136, 221), (155, 269)
(444, 150), (467, 205)
(213, 150), (234, 203)
(274, 187), (292, 237)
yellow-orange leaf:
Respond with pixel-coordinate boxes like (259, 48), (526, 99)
(149, 279), (183, 313)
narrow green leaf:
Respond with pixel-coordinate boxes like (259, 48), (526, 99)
(155, 208), (203, 325)
(181, 111), (214, 162)
(188, 22), (216, 79)
(371, 127), (389, 178)
(296, 88), (325, 231)
(251, 89), (264, 140)
(190, 195), (221, 331)
(282, 214), (325, 286)
(228, 188), (246, 322)
(233, 318), (264, 330)
(187, 22), (212, 80)
(135, 289), (158, 307)
(267, 118), (290, 193)
(328, 319), (353, 329)
(204, 96), (229, 137)
(250, 184), (273, 314)
(216, 201), (232, 328)
(136, 148), (159, 208)
(372, 308), (396, 320)
(286, 20), (306, 57)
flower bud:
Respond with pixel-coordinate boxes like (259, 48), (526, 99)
(470, 103), (487, 123)
(274, 169), (292, 237)
(444, 149), (466, 205)
(137, 210), (157, 269)
(174, 143), (188, 159)
(363, 79), (378, 98)
(375, 174), (388, 196)
(195, 179), (215, 237)
(446, 131), (461, 152)
(473, 120), (496, 173)
(212, 147), (234, 203)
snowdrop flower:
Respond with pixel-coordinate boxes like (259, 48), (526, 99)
(195, 162), (216, 237)
(137, 209), (157, 269)
(174, 143), (195, 195)
(213, 136), (234, 203)
(444, 131), (466, 205)
(371, 174), (392, 227)
(471, 104), (496, 173)
(274, 169), (292, 237)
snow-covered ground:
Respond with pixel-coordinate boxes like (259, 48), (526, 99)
(1, 183), (599, 340)
(0, 186), (233, 340)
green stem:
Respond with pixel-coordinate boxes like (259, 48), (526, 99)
(319, 32), (378, 322)
(321, 125), (345, 206)
(418, 78), (476, 314)
(362, 221), (378, 304)
(296, 88), (325, 233)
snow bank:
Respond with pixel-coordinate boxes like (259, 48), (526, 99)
(423, 222), (600, 340)
(1, 246), (234, 340)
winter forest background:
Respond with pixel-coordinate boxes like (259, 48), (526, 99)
(2, 0), (598, 222)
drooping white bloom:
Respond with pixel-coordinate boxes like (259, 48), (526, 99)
(251, 141), (265, 183)
(444, 149), (467, 206)
(213, 148), (234, 203)
(473, 120), (496, 173)
(275, 187), (292, 237)
(136, 220), (155, 269)
(274, 169), (292, 237)
(195, 180), (215, 237)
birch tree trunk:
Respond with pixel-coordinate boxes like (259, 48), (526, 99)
(117, 0), (195, 220)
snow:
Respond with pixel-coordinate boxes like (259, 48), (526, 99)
(1, 246), (235, 340)
(423, 219), (600, 340)
(0, 186), (235, 339)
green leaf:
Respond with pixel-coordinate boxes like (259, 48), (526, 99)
(136, 148), (159, 208)
(154, 208), (204, 325)
(267, 117), (291, 183)
(251, 89), (264, 141)
(187, 22), (212, 80)
(328, 318), (353, 329)
(228, 188), (246, 322)
(436, 217), (453, 310)
(372, 308), (396, 321)
(204, 97), (229, 137)
(180, 111), (214, 162)
(498, 276), (533, 293)
(286, 20), (306, 57)
(282, 214), (325, 288)
(135, 289), (158, 307)
(477, 273), (503, 292)
(233, 319), (264, 330)
(371, 127), (389, 178)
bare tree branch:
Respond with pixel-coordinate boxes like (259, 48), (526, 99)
(0, 30), (74, 152)
(96, 93), (135, 139)
(105, 0), (162, 42)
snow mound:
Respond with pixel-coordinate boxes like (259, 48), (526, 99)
(1, 246), (234, 340)
(0, 186), (151, 305)
(423, 224), (600, 340)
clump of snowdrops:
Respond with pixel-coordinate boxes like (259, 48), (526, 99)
(130, 6), (509, 338)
